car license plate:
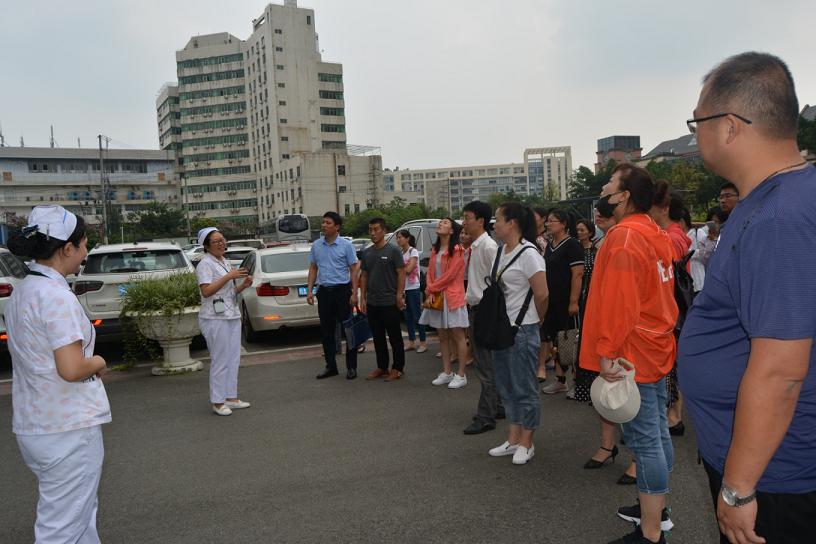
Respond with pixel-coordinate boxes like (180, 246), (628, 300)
(298, 286), (316, 296)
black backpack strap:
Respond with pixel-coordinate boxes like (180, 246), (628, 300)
(489, 245), (503, 279)
(497, 245), (535, 281)
(513, 288), (535, 329)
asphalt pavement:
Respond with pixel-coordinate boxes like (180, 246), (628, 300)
(1, 336), (720, 543)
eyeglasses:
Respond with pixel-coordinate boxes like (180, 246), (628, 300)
(461, 214), (476, 221)
(687, 113), (752, 134)
(210, 238), (227, 246)
(717, 193), (738, 201)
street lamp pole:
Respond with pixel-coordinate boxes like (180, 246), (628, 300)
(98, 135), (109, 244)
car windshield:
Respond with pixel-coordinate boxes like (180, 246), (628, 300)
(279, 217), (308, 233)
(84, 250), (185, 273)
(227, 240), (264, 249)
(261, 252), (311, 273)
(226, 250), (253, 261)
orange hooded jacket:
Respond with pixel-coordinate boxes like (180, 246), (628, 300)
(579, 214), (678, 383)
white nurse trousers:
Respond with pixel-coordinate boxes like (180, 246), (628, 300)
(200, 317), (242, 403)
(16, 425), (104, 544)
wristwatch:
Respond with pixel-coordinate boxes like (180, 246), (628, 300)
(721, 483), (756, 508)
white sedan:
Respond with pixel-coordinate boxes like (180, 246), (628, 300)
(237, 244), (320, 342)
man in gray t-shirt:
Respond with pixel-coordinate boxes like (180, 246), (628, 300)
(360, 218), (406, 381)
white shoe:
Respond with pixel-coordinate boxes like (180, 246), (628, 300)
(489, 441), (519, 457)
(448, 374), (467, 389)
(213, 404), (232, 416)
(513, 445), (535, 465)
(225, 400), (250, 409)
(432, 372), (454, 386)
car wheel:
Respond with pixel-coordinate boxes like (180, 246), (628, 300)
(242, 302), (262, 343)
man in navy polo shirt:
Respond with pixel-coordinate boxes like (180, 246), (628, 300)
(307, 211), (360, 380)
(679, 52), (816, 544)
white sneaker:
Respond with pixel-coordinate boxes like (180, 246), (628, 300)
(489, 441), (519, 457)
(432, 372), (454, 386)
(225, 400), (250, 409)
(512, 445), (535, 465)
(448, 374), (467, 389)
(213, 404), (232, 416)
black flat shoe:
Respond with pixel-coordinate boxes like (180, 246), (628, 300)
(584, 445), (618, 469)
(617, 473), (637, 485)
(669, 421), (685, 436)
(537, 377), (546, 383)
(346, 369), (357, 380)
(316, 368), (339, 379)
(463, 420), (496, 435)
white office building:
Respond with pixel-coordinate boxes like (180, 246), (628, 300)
(382, 147), (572, 211)
(0, 147), (178, 226)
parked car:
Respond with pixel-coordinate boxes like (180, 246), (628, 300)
(226, 239), (265, 249)
(237, 244), (319, 342)
(384, 219), (447, 291)
(0, 247), (30, 350)
(72, 242), (195, 340)
(191, 246), (254, 268)
(184, 244), (205, 259)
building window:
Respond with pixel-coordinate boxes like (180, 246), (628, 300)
(274, 29), (282, 34)
(276, 65), (284, 70)
(275, 47), (283, 52)
(282, 154), (290, 159)
(281, 136), (289, 141)
(279, 101), (286, 106)
(278, 83), (285, 88)
(306, 15), (311, 25)
(319, 107), (344, 116)
(354, 204), (360, 213)
(344, 204), (350, 215)
(339, 186), (347, 193)
(338, 165), (346, 176)
(318, 90), (344, 100)
(321, 124), (345, 133)
(318, 73), (343, 83)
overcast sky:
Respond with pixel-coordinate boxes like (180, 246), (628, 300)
(2, 0), (813, 171)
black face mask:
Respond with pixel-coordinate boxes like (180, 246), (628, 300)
(596, 191), (624, 219)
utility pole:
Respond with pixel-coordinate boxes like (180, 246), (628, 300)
(98, 135), (111, 244)
(182, 173), (191, 238)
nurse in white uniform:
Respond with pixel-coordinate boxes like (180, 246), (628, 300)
(195, 227), (253, 416)
(6, 206), (110, 543)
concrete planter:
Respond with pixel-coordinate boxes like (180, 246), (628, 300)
(131, 307), (204, 376)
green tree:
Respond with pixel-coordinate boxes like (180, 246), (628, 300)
(127, 202), (186, 239)
(798, 115), (816, 153)
(569, 161), (615, 200)
(191, 217), (217, 233)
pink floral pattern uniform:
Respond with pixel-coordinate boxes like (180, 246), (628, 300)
(7, 263), (111, 435)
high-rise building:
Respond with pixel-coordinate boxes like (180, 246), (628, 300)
(157, 1), (382, 228)
(594, 135), (641, 173)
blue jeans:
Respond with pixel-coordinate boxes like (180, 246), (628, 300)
(404, 289), (426, 342)
(492, 323), (541, 430)
(621, 377), (674, 495)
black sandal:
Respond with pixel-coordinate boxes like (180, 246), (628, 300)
(583, 445), (618, 469)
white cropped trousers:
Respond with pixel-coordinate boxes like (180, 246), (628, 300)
(200, 317), (242, 403)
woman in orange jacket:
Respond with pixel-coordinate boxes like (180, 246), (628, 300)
(580, 163), (678, 544)
(420, 218), (469, 389)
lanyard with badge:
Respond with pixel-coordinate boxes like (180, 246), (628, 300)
(28, 269), (98, 382)
(211, 255), (236, 314)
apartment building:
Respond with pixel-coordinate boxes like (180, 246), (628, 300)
(158, 0), (381, 226)
(382, 147), (572, 211)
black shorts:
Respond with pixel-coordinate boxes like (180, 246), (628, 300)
(542, 299), (570, 343)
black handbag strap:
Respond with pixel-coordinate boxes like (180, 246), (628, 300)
(563, 313), (581, 332)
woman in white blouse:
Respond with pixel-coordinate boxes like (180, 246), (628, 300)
(196, 228), (254, 416)
(7, 206), (110, 543)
